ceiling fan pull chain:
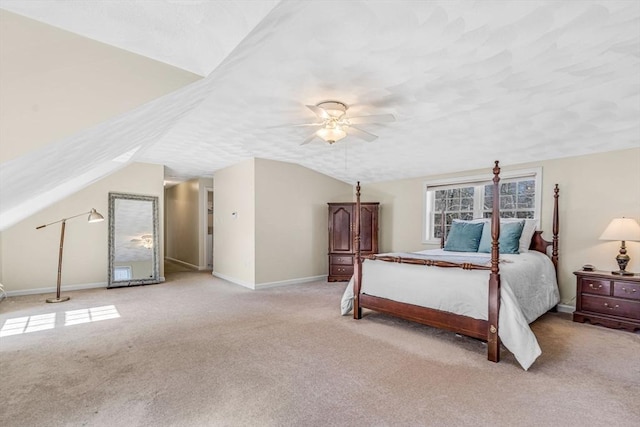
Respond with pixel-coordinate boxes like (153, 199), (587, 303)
(344, 140), (348, 171)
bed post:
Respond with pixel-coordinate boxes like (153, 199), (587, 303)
(488, 161), (501, 363)
(552, 184), (559, 275)
(353, 181), (363, 319)
(440, 207), (446, 249)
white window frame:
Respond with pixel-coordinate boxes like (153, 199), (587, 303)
(422, 167), (542, 244)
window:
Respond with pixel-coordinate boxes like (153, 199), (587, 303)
(113, 266), (132, 281)
(423, 168), (541, 243)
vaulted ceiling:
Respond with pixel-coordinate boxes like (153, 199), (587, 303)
(0, 0), (639, 230)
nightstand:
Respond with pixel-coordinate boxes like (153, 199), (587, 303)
(573, 270), (640, 332)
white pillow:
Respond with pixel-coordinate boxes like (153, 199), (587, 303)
(501, 218), (538, 253)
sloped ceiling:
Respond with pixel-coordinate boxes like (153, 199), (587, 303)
(0, 0), (639, 230)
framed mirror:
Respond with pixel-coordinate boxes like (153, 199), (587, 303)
(108, 192), (160, 288)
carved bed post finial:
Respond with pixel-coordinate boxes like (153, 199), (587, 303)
(491, 161), (500, 274)
(353, 181), (363, 319)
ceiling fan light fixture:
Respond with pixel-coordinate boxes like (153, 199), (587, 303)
(316, 126), (347, 144)
(298, 99), (393, 145)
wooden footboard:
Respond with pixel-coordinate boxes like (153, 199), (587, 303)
(359, 294), (489, 340)
(352, 161), (560, 365)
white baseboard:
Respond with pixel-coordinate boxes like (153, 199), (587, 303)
(6, 281), (107, 297)
(255, 275), (327, 289)
(212, 271), (255, 289)
(165, 257), (208, 271)
(211, 271), (327, 290)
(5, 277), (166, 298)
(557, 303), (574, 314)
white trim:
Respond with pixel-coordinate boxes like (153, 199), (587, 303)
(6, 281), (107, 297)
(212, 271), (255, 289)
(557, 304), (575, 314)
(255, 275), (327, 289)
(4, 276), (166, 298)
(165, 257), (208, 271)
(211, 271), (327, 290)
(422, 167), (541, 189)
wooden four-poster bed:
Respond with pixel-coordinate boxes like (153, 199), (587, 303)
(346, 161), (560, 368)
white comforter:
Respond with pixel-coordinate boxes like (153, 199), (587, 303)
(341, 249), (560, 370)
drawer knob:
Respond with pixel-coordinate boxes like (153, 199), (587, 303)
(588, 283), (602, 290)
(603, 303), (619, 310)
(621, 287), (636, 294)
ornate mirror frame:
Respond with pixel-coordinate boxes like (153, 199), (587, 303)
(108, 192), (160, 288)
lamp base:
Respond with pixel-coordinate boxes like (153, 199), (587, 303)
(611, 270), (634, 276)
(46, 296), (70, 303)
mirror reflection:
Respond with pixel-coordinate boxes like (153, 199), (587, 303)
(108, 193), (159, 288)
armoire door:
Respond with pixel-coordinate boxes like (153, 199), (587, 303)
(359, 204), (378, 254)
(328, 204), (353, 254)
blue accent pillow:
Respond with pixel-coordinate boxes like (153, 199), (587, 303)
(478, 220), (525, 254)
(443, 221), (485, 252)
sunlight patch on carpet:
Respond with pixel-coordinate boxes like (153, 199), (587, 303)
(0, 305), (120, 337)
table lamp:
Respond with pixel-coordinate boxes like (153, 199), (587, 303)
(599, 217), (640, 276)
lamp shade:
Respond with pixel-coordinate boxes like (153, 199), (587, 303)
(88, 208), (105, 223)
(599, 218), (640, 241)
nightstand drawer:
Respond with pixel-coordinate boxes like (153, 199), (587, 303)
(613, 281), (640, 300)
(579, 278), (610, 295)
(330, 265), (354, 276)
(331, 255), (354, 265)
(581, 295), (640, 320)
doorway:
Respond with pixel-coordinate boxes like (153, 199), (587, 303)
(205, 188), (213, 270)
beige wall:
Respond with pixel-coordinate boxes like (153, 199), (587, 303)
(213, 159), (256, 285)
(0, 162), (164, 294)
(0, 10), (202, 163)
(365, 148), (640, 306)
(213, 158), (352, 288)
(254, 158), (353, 284)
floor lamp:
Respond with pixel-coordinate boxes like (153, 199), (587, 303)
(36, 208), (104, 303)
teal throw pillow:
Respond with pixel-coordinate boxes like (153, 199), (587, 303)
(443, 221), (484, 252)
(478, 220), (525, 254)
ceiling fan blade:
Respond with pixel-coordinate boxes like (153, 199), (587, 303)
(347, 113), (395, 124)
(267, 122), (323, 129)
(300, 132), (318, 145)
(290, 123), (324, 128)
(306, 105), (330, 120)
(346, 126), (378, 142)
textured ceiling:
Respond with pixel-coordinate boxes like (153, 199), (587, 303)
(0, 0), (639, 230)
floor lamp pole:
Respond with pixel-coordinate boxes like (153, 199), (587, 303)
(37, 208), (104, 303)
(48, 220), (69, 303)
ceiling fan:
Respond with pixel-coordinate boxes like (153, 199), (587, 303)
(293, 101), (395, 145)
(130, 234), (154, 249)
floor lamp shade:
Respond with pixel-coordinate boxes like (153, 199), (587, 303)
(599, 217), (640, 276)
(36, 208), (105, 303)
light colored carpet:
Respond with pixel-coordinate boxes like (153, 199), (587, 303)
(1, 270), (638, 427)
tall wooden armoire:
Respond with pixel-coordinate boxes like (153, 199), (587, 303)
(327, 202), (379, 282)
